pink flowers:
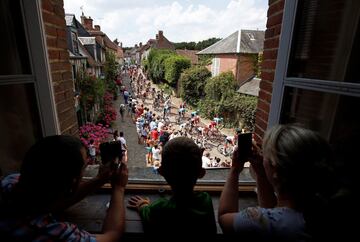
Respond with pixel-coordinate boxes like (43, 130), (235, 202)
(79, 123), (110, 154)
(97, 91), (117, 126)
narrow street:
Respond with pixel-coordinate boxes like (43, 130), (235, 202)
(111, 72), (253, 182)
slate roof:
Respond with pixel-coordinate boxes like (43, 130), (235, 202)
(237, 77), (261, 97)
(197, 30), (264, 55)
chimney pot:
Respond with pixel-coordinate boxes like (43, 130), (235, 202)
(94, 25), (100, 31)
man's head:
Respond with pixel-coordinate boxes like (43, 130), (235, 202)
(159, 137), (205, 194)
(18, 135), (85, 207)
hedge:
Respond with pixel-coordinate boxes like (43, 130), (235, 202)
(164, 55), (191, 87)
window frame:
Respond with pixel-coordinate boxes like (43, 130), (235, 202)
(20, 0), (59, 135)
(268, 0), (360, 128)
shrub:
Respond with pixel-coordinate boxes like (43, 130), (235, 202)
(180, 66), (211, 106)
(164, 55), (191, 87)
(199, 72), (257, 131)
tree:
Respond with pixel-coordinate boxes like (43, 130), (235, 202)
(104, 51), (119, 96)
(164, 55), (191, 87)
(180, 66), (211, 106)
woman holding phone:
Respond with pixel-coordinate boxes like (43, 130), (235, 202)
(218, 124), (341, 241)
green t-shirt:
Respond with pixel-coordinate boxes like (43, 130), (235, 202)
(139, 192), (217, 236)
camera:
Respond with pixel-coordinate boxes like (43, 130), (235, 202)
(99, 141), (123, 164)
(237, 132), (252, 162)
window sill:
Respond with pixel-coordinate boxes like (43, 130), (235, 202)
(64, 190), (258, 236)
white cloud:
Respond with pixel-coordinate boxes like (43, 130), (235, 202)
(64, 0), (267, 47)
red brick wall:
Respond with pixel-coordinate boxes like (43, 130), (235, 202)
(218, 54), (238, 77)
(237, 54), (256, 85)
(254, 0), (284, 144)
(41, 0), (78, 135)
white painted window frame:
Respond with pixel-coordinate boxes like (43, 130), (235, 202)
(268, 0), (360, 128)
(0, 0), (60, 135)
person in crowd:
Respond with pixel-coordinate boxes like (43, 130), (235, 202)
(88, 139), (97, 164)
(218, 124), (341, 241)
(127, 137), (217, 238)
(119, 103), (126, 122)
(0, 135), (128, 242)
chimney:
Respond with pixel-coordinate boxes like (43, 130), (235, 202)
(94, 25), (101, 31)
(82, 16), (93, 30)
(120, 42), (123, 48)
(135, 44), (138, 48)
(156, 34), (159, 40)
(139, 42), (143, 48)
(158, 30), (164, 41)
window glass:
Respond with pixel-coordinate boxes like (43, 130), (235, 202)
(0, 84), (42, 176)
(287, 0), (360, 83)
(0, 0), (31, 75)
(280, 86), (360, 155)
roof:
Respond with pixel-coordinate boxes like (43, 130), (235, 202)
(78, 37), (96, 45)
(197, 30), (264, 55)
(237, 77), (261, 97)
(103, 35), (118, 51)
(176, 49), (198, 64)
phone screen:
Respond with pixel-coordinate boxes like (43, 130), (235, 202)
(237, 133), (252, 161)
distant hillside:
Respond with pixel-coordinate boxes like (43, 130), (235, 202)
(174, 37), (221, 51)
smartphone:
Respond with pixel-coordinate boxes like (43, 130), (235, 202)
(237, 132), (252, 161)
(99, 141), (123, 164)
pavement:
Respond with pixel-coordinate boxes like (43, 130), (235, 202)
(86, 72), (254, 183)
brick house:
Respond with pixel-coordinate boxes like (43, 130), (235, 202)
(141, 30), (175, 63)
(197, 30), (264, 86)
(0, 0), (79, 175)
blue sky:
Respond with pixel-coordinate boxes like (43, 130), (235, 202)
(64, 0), (267, 47)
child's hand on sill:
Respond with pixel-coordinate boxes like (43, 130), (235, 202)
(127, 195), (151, 212)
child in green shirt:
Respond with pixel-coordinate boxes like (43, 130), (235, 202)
(128, 137), (217, 237)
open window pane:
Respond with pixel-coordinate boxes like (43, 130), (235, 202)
(0, 84), (42, 176)
(287, 0), (360, 83)
(280, 86), (360, 168)
(0, 0), (31, 75)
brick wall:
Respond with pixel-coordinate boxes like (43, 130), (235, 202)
(254, 0), (284, 144)
(237, 54), (256, 85)
(41, 0), (78, 135)
(218, 54), (238, 77)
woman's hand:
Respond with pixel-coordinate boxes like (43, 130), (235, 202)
(248, 141), (266, 178)
(127, 195), (151, 211)
(231, 147), (245, 173)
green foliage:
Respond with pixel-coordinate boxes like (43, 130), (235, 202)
(198, 72), (257, 131)
(203, 72), (236, 101)
(253, 53), (263, 77)
(164, 55), (191, 87)
(142, 59), (149, 72)
(148, 49), (174, 83)
(174, 37), (221, 50)
(180, 66), (211, 106)
(198, 55), (213, 66)
(104, 51), (119, 96)
(158, 83), (173, 95)
(79, 74), (106, 112)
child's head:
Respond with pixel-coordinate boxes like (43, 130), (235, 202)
(159, 137), (205, 194)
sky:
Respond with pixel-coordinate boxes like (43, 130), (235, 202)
(63, 0), (267, 47)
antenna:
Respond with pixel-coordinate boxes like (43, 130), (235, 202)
(80, 6), (84, 15)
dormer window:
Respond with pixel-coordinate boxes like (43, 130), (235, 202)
(247, 33), (255, 40)
(71, 32), (79, 54)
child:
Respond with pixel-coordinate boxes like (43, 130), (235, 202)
(88, 139), (96, 164)
(127, 137), (217, 237)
